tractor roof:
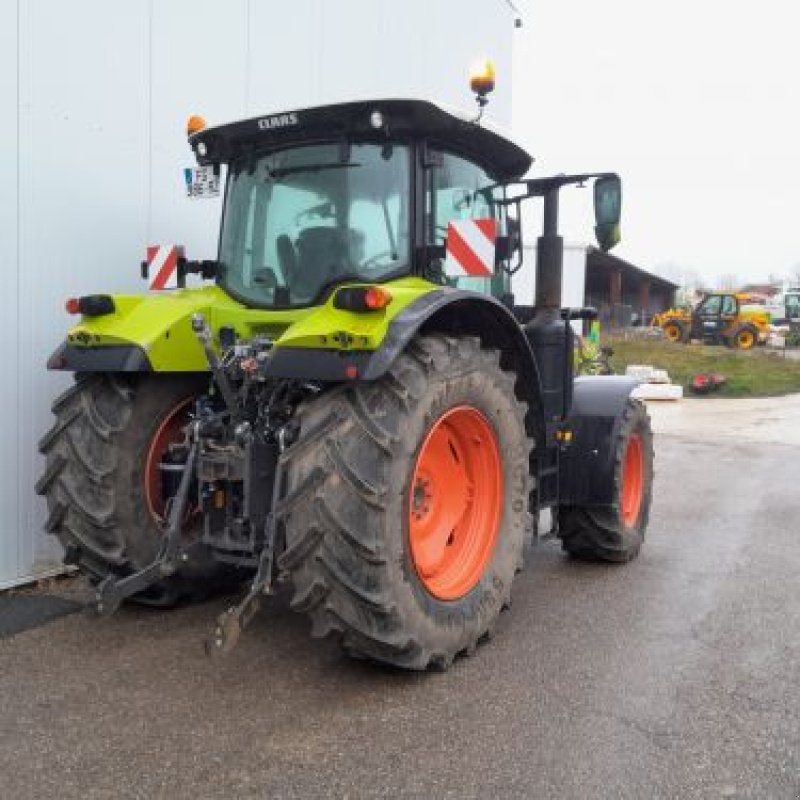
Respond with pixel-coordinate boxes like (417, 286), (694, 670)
(190, 99), (533, 182)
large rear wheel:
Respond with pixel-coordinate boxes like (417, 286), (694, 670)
(36, 373), (243, 604)
(277, 335), (533, 669)
(558, 398), (653, 562)
(729, 324), (758, 350)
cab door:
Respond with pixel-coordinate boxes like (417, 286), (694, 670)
(786, 293), (800, 322)
(424, 150), (507, 299)
(691, 295), (726, 340)
(719, 294), (739, 336)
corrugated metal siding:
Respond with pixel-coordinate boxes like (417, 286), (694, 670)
(2, 0), (514, 588)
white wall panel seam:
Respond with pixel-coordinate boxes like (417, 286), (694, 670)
(146, 0), (154, 239)
(17, 0), (28, 585)
(244, 0), (251, 115)
(12, 0), (22, 582)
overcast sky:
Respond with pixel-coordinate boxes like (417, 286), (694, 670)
(510, 0), (799, 287)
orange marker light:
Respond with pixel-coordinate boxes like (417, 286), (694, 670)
(186, 114), (207, 136)
(469, 59), (496, 97)
(65, 297), (81, 315)
(364, 286), (393, 310)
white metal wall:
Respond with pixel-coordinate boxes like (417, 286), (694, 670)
(517, 244), (589, 333)
(2, 1), (21, 588)
(1, 0), (515, 588)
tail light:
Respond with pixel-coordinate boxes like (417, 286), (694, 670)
(333, 286), (393, 312)
(64, 295), (115, 317)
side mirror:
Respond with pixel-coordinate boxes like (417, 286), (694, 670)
(594, 175), (622, 252)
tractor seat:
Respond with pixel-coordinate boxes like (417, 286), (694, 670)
(291, 227), (365, 298)
(295, 227), (351, 273)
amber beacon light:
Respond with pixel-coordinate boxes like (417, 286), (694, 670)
(469, 59), (496, 100)
(186, 114), (207, 136)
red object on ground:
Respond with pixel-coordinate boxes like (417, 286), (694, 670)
(690, 372), (727, 394)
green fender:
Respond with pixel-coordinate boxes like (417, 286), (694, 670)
(47, 278), (435, 375)
(356, 288), (545, 445)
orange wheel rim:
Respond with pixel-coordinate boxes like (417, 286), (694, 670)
(143, 397), (194, 525)
(738, 331), (754, 348)
(665, 325), (680, 342)
(408, 406), (502, 600)
(620, 433), (644, 528)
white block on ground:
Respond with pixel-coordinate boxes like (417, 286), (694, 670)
(632, 383), (683, 401)
(625, 364), (671, 384)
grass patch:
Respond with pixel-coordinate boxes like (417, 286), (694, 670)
(607, 338), (800, 397)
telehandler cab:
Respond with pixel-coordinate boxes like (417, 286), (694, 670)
(38, 79), (654, 669)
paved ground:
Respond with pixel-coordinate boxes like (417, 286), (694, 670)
(1, 396), (799, 799)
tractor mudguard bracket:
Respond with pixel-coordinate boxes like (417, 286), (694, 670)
(92, 441), (200, 617)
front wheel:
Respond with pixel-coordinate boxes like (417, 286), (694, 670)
(558, 398), (653, 562)
(277, 335), (533, 670)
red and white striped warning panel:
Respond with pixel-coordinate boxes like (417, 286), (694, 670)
(444, 218), (497, 278)
(146, 245), (183, 290)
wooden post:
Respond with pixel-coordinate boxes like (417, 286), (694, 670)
(609, 268), (622, 326)
(639, 280), (651, 323)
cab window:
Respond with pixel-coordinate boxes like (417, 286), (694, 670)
(721, 295), (737, 315)
(425, 152), (504, 294)
(699, 295), (722, 315)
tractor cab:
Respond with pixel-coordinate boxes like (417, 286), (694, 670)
(190, 99), (532, 309)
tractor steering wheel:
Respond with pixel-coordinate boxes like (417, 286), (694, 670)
(361, 251), (396, 270)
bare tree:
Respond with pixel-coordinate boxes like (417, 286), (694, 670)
(682, 269), (703, 291)
(716, 273), (740, 290)
(768, 272), (785, 287)
(655, 262), (703, 291)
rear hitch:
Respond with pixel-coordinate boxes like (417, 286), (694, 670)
(204, 468), (284, 659)
(92, 440), (199, 617)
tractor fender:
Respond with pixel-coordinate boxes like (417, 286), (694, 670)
(360, 288), (546, 442)
(47, 341), (153, 372)
(558, 375), (639, 508)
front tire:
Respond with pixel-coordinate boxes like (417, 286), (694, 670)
(558, 398), (653, 562)
(277, 335), (533, 670)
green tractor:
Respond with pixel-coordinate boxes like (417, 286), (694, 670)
(37, 95), (654, 669)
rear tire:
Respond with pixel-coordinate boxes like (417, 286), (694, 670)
(277, 335), (533, 670)
(730, 324), (758, 350)
(558, 398), (653, 562)
(36, 373), (244, 604)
